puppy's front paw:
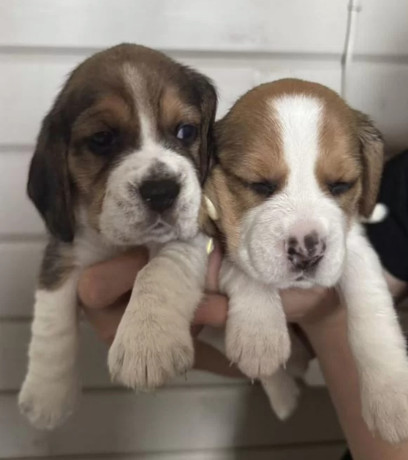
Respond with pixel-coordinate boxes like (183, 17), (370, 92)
(18, 374), (79, 430)
(108, 318), (194, 390)
(362, 376), (408, 444)
(225, 315), (291, 379)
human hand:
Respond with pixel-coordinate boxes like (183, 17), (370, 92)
(77, 243), (240, 377)
(77, 241), (342, 372)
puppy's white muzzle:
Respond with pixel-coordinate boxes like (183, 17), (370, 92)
(99, 146), (201, 246)
(236, 197), (347, 289)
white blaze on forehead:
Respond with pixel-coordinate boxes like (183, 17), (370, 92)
(122, 63), (155, 145)
(272, 95), (323, 192)
(139, 112), (156, 147)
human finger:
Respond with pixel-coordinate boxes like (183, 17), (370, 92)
(78, 247), (148, 310)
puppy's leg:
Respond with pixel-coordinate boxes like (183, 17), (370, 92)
(108, 234), (207, 389)
(341, 223), (408, 443)
(19, 271), (80, 430)
(261, 328), (311, 420)
(286, 326), (313, 378)
(261, 369), (301, 420)
(220, 259), (291, 379)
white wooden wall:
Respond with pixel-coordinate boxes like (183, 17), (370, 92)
(0, 0), (406, 458)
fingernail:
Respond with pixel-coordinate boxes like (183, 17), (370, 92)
(204, 196), (219, 220)
(206, 238), (214, 254)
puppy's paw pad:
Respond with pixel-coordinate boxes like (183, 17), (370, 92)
(226, 321), (290, 379)
(18, 377), (78, 430)
(108, 322), (194, 390)
(363, 380), (408, 444)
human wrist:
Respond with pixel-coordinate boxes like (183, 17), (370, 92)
(300, 303), (346, 352)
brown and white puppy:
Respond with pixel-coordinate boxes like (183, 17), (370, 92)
(19, 43), (217, 429)
(203, 79), (408, 443)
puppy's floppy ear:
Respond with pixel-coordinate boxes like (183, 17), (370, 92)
(354, 110), (385, 218)
(193, 73), (217, 184)
(27, 106), (75, 242)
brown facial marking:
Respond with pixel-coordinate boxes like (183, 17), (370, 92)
(68, 94), (137, 229)
(39, 239), (74, 290)
(71, 95), (134, 142)
(119, 53), (216, 178)
(160, 86), (201, 129)
(203, 84), (291, 252)
(160, 85), (202, 161)
(314, 87), (363, 219)
(216, 85), (287, 184)
(353, 110), (384, 217)
(310, 81), (383, 221)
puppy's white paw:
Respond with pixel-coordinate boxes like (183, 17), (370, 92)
(226, 316), (291, 379)
(108, 318), (194, 390)
(362, 377), (408, 444)
(18, 375), (79, 430)
(261, 371), (301, 420)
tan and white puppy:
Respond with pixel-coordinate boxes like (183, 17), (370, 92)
(19, 44), (216, 429)
(203, 79), (408, 443)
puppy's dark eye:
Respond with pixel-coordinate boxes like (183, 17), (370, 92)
(250, 181), (278, 197)
(176, 124), (197, 144)
(328, 181), (353, 196)
(88, 131), (115, 154)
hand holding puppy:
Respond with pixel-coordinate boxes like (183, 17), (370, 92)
(78, 243), (241, 378)
(78, 242), (336, 369)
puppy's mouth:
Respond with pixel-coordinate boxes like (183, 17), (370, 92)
(144, 217), (174, 235)
(289, 265), (321, 288)
(290, 275), (317, 289)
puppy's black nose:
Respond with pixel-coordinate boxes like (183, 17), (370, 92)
(139, 179), (180, 213)
(287, 232), (325, 271)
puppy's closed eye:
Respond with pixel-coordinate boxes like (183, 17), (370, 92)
(87, 130), (118, 155)
(327, 180), (355, 196)
(250, 180), (278, 197)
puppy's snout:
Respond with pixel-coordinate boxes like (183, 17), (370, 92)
(287, 231), (326, 271)
(139, 178), (180, 213)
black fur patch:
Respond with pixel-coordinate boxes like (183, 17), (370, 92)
(38, 239), (74, 289)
